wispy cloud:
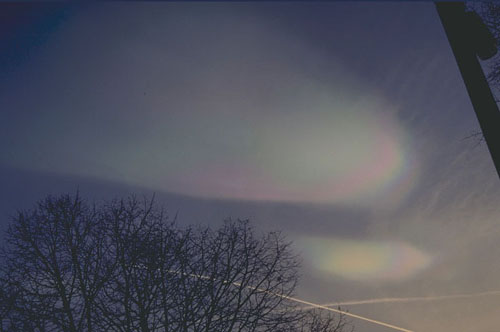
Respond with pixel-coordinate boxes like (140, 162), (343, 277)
(306, 290), (500, 307)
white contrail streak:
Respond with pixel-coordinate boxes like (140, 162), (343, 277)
(308, 290), (500, 308)
(272, 292), (414, 332)
(164, 269), (414, 332)
(232, 282), (414, 331)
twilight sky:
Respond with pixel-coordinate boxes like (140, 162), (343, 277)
(2, 2), (500, 331)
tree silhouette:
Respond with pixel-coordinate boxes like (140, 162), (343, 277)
(0, 193), (351, 332)
(469, 2), (500, 92)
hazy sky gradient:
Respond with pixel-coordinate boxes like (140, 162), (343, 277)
(1, 2), (500, 331)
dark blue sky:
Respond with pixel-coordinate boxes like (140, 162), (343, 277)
(1, 2), (500, 331)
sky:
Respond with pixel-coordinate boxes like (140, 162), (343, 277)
(1, 2), (500, 331)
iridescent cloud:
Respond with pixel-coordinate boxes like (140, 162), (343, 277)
(0, 5), (419, 208)
(297, 237), (431, 281)
(151, 94), (419, 207)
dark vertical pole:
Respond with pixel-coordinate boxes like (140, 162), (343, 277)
(436, 2), (500, 179)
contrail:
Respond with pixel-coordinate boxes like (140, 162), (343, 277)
(306, 290), (500, 308)
(163, 269), (415, 332)
(231, 282), (414, 331)
(272, 292), (414, 332)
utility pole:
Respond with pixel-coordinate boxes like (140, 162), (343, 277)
(436, 2), (500, 179)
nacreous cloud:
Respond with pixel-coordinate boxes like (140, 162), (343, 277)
(0, 3), (418, 207)
(297, 237), (431, 281)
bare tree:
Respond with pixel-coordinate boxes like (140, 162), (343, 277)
(468, 2), (500, 90)
(171, 221), (302, 332)
(0, 194), (114, 332)
(453, 3), (500, 146)
(0, 193), (352, 332)
(294, 309), (353, 332)
(94, 196), (180, 332)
